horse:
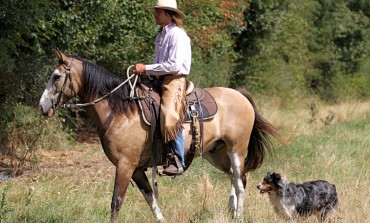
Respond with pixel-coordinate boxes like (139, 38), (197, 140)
(38, 49), (278, 222)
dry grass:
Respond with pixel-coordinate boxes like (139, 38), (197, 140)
(258, 96), (370, 142)
(1, 98), (370, 223)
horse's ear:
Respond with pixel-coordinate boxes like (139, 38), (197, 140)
(55, 48), (68, 63)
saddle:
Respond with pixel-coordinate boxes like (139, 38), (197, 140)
(135, 81), (218, 170)
(136, 83), (218, 126)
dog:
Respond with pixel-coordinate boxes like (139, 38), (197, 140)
(257, 172), (338, 221)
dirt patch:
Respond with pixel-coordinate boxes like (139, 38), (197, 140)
(0, 130), (114, 181)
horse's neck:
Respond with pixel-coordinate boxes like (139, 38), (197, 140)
(85, 100), (115, 136)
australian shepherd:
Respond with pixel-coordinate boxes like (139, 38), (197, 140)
(257, 172), (338, 221)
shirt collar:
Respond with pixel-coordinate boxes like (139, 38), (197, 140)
(162, 23), (176, 33)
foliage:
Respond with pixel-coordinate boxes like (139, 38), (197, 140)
(232, 0), (310, 97)
(306, 0), (370, 101)
(52, 0), (156, 75)
(0, 1), (56, 72)
(181, 0), (245, 87)
(0, 0), (57, 108)
(233, 0), (370, 101)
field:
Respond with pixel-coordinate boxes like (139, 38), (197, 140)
(1, 98), (370, 223)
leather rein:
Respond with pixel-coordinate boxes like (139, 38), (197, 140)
(54, 63), (145, 111)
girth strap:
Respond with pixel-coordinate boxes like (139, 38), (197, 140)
(183, 91), (203, 171)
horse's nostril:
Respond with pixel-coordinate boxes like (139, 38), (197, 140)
(39, 104), (49, 116)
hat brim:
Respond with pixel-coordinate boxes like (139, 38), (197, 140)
(147, 6), (186, 20)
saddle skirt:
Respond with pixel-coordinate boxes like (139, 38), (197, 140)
(136, 82), (218, 126)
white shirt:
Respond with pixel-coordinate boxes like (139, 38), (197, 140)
(145, 23), (191, 76)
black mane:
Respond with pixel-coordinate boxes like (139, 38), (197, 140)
(82, 59), (135, 114)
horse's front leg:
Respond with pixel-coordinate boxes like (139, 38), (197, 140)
(111, 160), (136, 222)
(132, 169), (165, 222)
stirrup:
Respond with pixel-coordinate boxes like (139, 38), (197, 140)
(176, 164), (184, 175)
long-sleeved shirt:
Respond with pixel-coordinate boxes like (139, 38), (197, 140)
(145, 23), (191, 76)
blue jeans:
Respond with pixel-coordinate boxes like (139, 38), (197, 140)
(170, 131), (185, 167)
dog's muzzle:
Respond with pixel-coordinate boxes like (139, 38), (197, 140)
(257, 184), (272, 194)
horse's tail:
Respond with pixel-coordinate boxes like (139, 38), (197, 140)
(237, 88), (279, 173)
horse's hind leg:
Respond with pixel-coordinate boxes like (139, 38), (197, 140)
(132, 169), (165, 222)
(228, 151), (246, 219)
(228, 179), (237, 216)
(228, 173), (247, 216)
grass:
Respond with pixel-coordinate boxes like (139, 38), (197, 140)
(1, 98), (370, 223)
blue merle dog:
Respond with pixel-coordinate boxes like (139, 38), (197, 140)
(257, 172), (338, 221)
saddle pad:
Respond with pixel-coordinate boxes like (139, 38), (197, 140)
(136, 86), (218, 126)
(184, 88), (218, 122)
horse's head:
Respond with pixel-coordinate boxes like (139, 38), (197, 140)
(39, 49), (83, 116)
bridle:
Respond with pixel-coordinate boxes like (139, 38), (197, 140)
(52, 58), (76, 110)
(53, 61), (144, 111)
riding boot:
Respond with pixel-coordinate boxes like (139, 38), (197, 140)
(163, 132), (185, 176)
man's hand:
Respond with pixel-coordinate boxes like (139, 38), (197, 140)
(134, 63), (146, 74)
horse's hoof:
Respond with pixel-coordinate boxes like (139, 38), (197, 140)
(156, 217), (166, 223)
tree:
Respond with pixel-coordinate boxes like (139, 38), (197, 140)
(233, 0), (370, 100)
(232, 0), (311, 97)
(307, 0), (370, 100)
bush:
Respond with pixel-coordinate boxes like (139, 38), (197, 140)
(0, 104), (75, 173)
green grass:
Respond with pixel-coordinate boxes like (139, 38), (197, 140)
(1, 104), (370, 222)
(253, 117), (370, 223)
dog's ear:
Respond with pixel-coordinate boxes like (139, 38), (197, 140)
(272, 173), (281, 181)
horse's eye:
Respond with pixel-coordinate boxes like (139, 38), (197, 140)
(53, 74), (61, 81)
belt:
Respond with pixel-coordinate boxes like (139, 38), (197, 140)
(154, 74), (187, 81)
(155, 75), (167, 81)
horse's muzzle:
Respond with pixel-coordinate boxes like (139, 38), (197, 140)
(39, 105), (55, 117)
(47, 108), (55, 117)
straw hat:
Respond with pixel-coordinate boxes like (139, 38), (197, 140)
(147, 0), (185, 20)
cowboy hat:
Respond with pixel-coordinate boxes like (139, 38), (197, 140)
(147, 0), (185, 20)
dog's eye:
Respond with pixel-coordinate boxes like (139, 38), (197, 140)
(265, 176), (272, 182)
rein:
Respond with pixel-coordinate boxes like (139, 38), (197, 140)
(59, 65), (145, 110)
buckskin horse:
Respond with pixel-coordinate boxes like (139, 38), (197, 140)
(38, 49), (278, 222)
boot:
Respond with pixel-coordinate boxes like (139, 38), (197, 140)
(162, 163), (184, 176)
(163, 154), (184, 176)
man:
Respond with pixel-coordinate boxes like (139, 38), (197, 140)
(134, 0), (191, 175)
